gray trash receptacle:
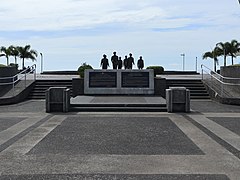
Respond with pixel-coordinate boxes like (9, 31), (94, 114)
(166, 87), (190, 113)
(46, 87), (70, 113)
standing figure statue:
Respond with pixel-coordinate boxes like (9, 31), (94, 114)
(111, 51), (118, 69)
(137, 56), (144, 69)
(127, 53), (135, 69)
(100, 54), (109, 69)
(118, 57), (123, 69)
(123, 55), (128, 69)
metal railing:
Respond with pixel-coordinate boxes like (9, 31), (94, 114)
(0, 64), (36, 98)
(201, 64), (240, 98)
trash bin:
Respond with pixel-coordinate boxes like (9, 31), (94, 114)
(166, 87), (190, 113)
(46, 87), (70, 113)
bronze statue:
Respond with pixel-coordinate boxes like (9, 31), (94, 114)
(118, 57), (122, 69)
(127, 53), (135, 69)
(123, 55), (128, 69)
(111, 51), (118, 69)
(100, 54), (109, 69)
(137, 56), (144, 69)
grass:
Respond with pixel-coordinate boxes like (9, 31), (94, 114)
(228, 64), (240, 67)
(0, 64), (7, 67)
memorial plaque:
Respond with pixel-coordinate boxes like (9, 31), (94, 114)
(122, 72), (149, 88)
(89, 72), (117, 88)
(84, 70), (154, 95)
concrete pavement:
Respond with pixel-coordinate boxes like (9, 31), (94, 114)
(0, 99), (240, 179)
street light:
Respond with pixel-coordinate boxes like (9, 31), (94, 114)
(181, 53), (185, 71)
(196, 57), (198, 72)
(40, 53), (43, 73)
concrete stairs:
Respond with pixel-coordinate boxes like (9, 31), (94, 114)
(166, 79), (210, 99)
(28, 80), (72, 99)
(70, 103), (167, 112)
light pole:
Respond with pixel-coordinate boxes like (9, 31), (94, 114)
(181, 53), (185, 71)
(196, 57), (198, 72)
(40, 53), (43, 73)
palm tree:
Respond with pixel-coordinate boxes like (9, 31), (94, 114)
(203, 47), (221, 72)
(17, 45), (38, 69)
(216, 41), (231, 66)
(9, 45), (19, 65)
(0, 46), (11, 65)
(228, 39), (240, 65)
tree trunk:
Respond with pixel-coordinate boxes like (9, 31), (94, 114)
(232, 56), (234, 65)
(224, 56), (227, 66)
(214, 60), (217, 72)
(7, 57), (9, 66)
(22, 58), (25, 69)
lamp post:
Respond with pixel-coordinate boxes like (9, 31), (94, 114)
(196, 57), (198, 72)
(181, 53), (185, 71)
(40, 53), (43, 73)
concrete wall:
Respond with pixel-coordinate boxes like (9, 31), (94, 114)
(72, 77), (166, 97)
(0, 81), (35, 105)
(72, 78), (84, 97)
(220, 66), (240, 78)
(0, 66), (18, 83)
(154, 78), (166, 97)
(204, 83), (240, 105)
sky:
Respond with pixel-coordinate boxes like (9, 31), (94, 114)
(0, 0), (239, 72)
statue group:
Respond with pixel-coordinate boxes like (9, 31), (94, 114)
(100, 52), (144, 70)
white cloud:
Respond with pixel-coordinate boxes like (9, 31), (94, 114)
(2, 0), (232, 31)
(0, 0), (240, 72)
(0, 0), (167, 31)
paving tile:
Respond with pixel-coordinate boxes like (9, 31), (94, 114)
(209, 117), (240, 136)
(0, 174), (230, 180)
(28, 117), (203, 155)
(0, 117), (26, 132)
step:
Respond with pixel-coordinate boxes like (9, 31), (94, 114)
(190, 96), (211, 99)
(34, 84), (72, 87)
(70, 106), (167, 112)
(71, 103), (166, 108)
(167, 81), (203, 84)
(190, 90), (208, 93)
(27, 95), (45, 99)
(33, 87), (72, 91)
(168, 84), (205, 87)
(190, 94), (209, 97)
(36, 79), (72, 82)
(166, 80), (202, 82)
(28, 79), (73, 100)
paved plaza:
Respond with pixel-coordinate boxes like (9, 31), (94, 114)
(0, 98), (240, 179)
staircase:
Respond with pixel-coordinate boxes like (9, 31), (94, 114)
(28, 80), (72, 99)
(166, 79), (210, 99)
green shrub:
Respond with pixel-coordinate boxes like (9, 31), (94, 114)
(9, 63), (19, 69)
(77, 62), (93, 78)
(146, 66), (164, 75)
(0, 64), (7, 67)
(228, 64), (240, 67)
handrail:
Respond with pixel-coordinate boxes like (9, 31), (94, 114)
(0, 64), (36, 98)
(201, 64), (240, 85)
(201, 64), (240, 98)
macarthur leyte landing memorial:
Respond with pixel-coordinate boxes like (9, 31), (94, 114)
(84, 69), (154, 95)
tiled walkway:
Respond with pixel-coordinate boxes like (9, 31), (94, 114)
(0, 99), (240, 180)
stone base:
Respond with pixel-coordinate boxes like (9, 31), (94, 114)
(46, 87), (70, 113)
(166, 87), (190, 113)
